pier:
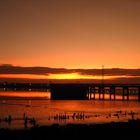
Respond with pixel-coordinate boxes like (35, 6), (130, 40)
(50, 83), (140, 101)
(0, 83), (140, 101)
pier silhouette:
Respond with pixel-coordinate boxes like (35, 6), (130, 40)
(0, 82), (140, 101)
(50, 84), (88, 100)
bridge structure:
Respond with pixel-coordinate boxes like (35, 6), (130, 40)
(0, 83), (140, 101)
(87, 83), (140, 101)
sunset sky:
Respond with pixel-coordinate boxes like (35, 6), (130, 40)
(0, 0), (140, 82)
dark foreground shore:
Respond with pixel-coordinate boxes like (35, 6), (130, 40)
(0, 120), (140, 140)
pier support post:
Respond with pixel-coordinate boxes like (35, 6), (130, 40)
(93, 88), (95, 100)
(113, 87), (116, 101)
(123, 87), (129, 101)
(99, 86), (104, 100)
(89, 93), (91, 100)
(109, 87), (111, 100)
(110, 87), (115, 101)
(138, 87), (140, 101)
(99, 87), (101, 100)
(123, 87), (124, 101)
(87, 88), (90, 100)
(127, 88), (129, 101)
(102, 87), (105, 100)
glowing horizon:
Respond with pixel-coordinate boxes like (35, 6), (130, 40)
(0, 73), (140, 80)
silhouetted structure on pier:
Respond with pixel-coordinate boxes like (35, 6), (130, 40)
(50, 84), (88, 100)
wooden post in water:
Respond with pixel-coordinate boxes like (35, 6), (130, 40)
(88, 87), (92, 100)
(99, 87), (101, 100)
(102, 87), (105, 100)
(93, 87), (96, 100)
(123, 87), (125, 101)
(99, 86), (104, 100)
(123, 87), (129, 101)
(109, 87), (112, 100)
(87, 87), (90, 100)
(127, 87), (129, 101)
(89, 88), (92, 100)
(138, 87), (140, 101)
(113, 87), (116, 101)
(110, 87), (115, 100)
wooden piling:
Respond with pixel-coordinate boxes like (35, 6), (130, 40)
(138, 87), (140, 101)
(110, 87), (115, 101)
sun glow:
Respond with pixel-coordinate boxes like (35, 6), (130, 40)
(0, 73), (139, 80)
(47, 73), (91, 79)
(47, 73), (133, 80)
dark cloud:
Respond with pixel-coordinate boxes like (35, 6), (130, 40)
(0, 64), (140, 76)
(76, 68), (140, 76)
(0, 64), (73, 75)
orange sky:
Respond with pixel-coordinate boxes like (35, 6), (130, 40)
(0, 0), (140, 69)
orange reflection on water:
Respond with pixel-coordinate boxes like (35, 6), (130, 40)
(90, 93), (138, 101)
(0, 91), (51, 99)
(1, 99), (140, 129)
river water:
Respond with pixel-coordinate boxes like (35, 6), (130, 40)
(0, 91), (140, 129)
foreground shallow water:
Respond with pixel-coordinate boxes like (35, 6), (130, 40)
(0, 91), (140, 129)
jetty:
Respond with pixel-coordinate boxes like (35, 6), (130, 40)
(0, 83), (140, 101)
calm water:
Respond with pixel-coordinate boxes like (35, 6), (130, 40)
(0, 91), (140, 129)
